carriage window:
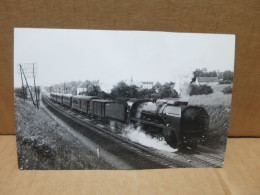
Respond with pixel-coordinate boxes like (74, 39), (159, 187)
(73, 99), (78, 104)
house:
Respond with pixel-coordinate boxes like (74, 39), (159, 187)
(125, 78), (154, 90)
(140, 81), (153, 89)
(77, 87), (87, 95)
(195, 77), (219, 85)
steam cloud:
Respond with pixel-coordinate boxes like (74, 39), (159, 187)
(120, 125), (177, 153)
(174, 73), (193, 100)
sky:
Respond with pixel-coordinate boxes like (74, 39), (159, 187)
(14, 28), (235, 92)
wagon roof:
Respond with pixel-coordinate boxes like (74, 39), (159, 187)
(91, 99), (114, 103)
(50, 93), (62, 95)
(55, 93), (63, 97)
(73, 95), (100, 101)
(63, 94), (73, 97)
(127, 98), (150, 103)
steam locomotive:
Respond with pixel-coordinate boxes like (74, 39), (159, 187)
(50, 93), (209, 148)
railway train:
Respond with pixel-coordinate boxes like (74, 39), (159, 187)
(50, 93), (209, 148)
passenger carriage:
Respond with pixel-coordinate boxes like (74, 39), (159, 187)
(72, 95), (100, 114)
(56, 93), (63, 104)
(62, 94), (73, 107)
(50, 93), (57, 101)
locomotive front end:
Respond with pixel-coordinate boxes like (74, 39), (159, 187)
(180, 106), (209, 147)
(158, 99), (209, 148)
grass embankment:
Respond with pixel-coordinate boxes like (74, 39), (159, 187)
(188, 86), (232, 148)
(15, 97), (112, 170)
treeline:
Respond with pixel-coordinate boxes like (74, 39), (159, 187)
(45, 80), (102, 95)
(46, 81), (83, 95)
(45, 68), (233, 98)
(110, 81), (178, 99)
(46, 80), (178, 99)
(14, 86), (41, 100)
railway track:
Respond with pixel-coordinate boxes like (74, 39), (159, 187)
(176, 147), (224, 167)
(181, 153), (222, 168)
(195, 150), (224, 163)
(42, 94), (192, 168)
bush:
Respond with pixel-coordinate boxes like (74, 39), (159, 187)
(190, 84), (213, 96)
(14, 87), (27, 99)
(222, 86), (232, 94)
(219, 80), (232, 84)
(203, 105), (230, 146)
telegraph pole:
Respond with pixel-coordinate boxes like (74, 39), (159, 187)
(33, 63), (39, 108)
(18, 63), (39, 109)
(19, 64), (26, 101)
(20, 65), (36, 106)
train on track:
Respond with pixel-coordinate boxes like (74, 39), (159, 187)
(50, 93), (209, 148)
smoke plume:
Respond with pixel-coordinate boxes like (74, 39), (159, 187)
(174, 73), (193, 100)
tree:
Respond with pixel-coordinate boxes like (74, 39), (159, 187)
(190, 84), (213, 96)
(110, 81), (139, 98)
(152, 82), (162, 93)
(191, 68), (206, 83)
(158, 82), (178, 98)
(193, 68), (206, 78)
(223, 71), (233, 81)
(14, 87), (27, 99)
(88, 85), (102, 96)
(222, 86), (232, 94)
(100, 91), (113, 99)
(79, 80), (103, 96)
(138, 88), (156, 98)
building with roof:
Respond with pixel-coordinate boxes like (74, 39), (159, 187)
(77, 87), (87, 95)
(195, 77), (219, 85)
(124, 78), (154, 90)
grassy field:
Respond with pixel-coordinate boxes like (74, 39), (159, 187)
(211, 84), (233, 93)
(188, 84), (232, 148)
(15, 97), (112, 170)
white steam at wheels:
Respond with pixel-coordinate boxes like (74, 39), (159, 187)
(120, 125), (177, 153)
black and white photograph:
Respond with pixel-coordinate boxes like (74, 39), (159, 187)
(14, 28), (235, 170)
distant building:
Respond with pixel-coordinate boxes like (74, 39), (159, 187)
(77, 87), (87, 95)
(125, 78), (153, 90)
(140, 81), (153, 89)
(195, 77), (219, 85)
